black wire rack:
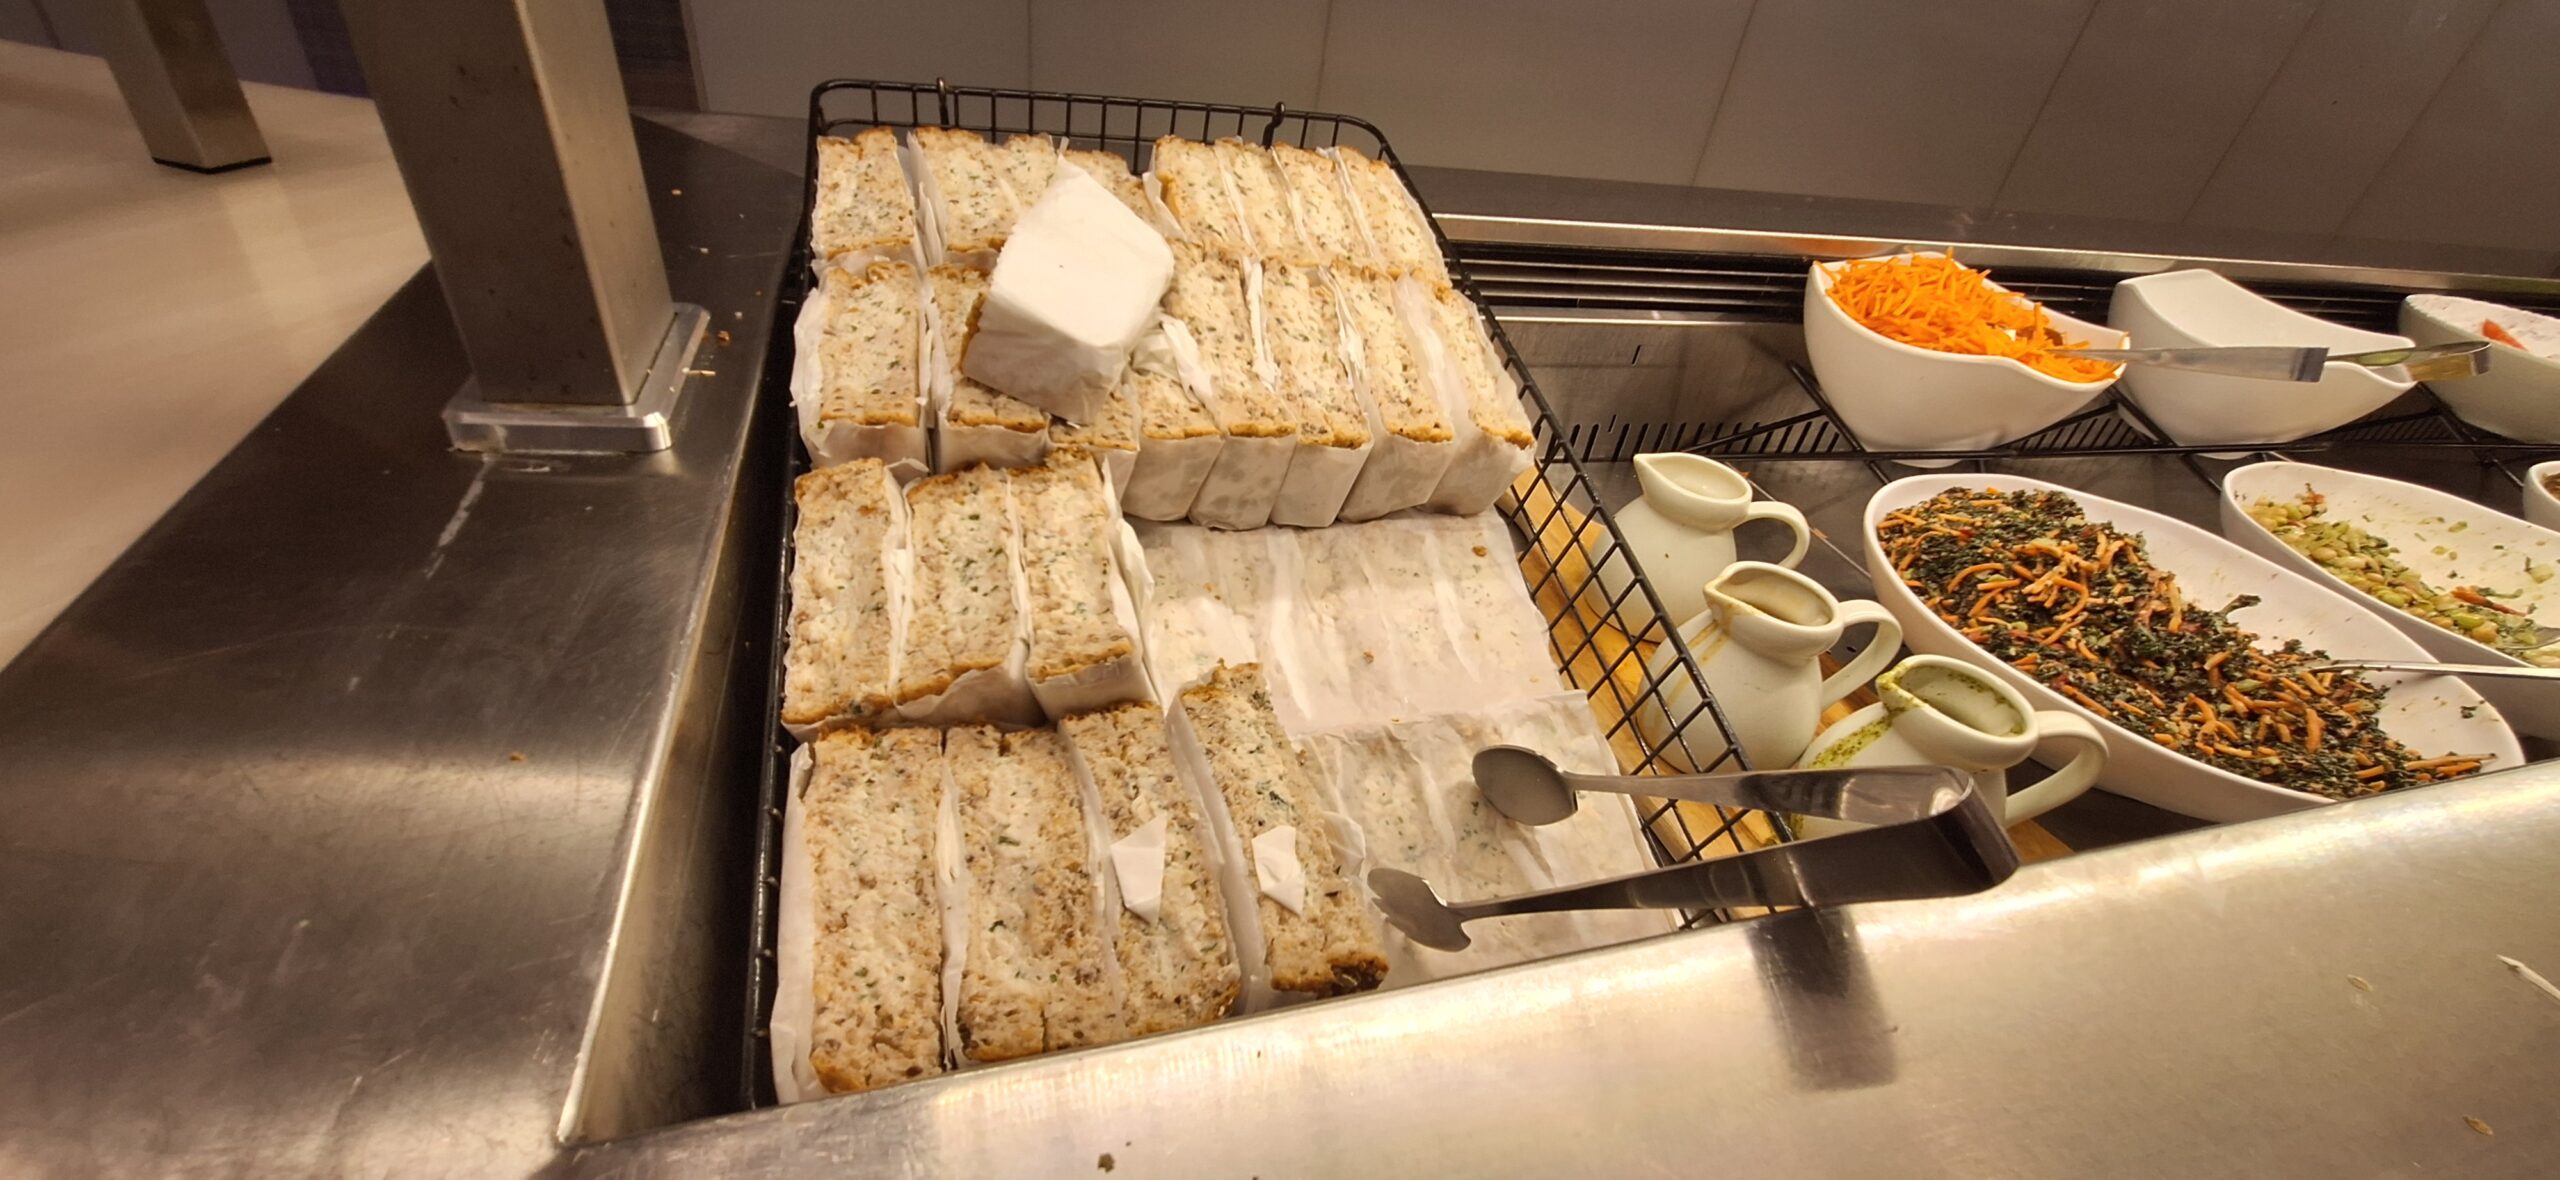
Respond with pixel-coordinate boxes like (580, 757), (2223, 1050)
(741, 79), (1764, 1110)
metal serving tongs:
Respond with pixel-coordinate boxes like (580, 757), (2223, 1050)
(2048, 340), (2491, 383)
(2311, 658), (2560, 684)
(1365, 747), (2018, 952)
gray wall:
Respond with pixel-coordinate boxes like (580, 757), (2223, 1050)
(687, 0), (2560, 256)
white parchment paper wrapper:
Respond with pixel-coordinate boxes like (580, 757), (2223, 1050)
(769, 745), (822, 1104)
(788, 271), (931, 479)
(1130, 524), (1260, 703)
(935, 748), (974, 1067)
(1188, 434), (1292, 530)
(963, 164), (1171, 426)
(1270, 267), (1381, 528)
(1399, 280), (1530, 515)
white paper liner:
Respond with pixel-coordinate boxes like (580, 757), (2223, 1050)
(893, 474), (1042, 729)
(780, 469), (913, 742)
(788, 270), (931, 480)
(1122, 318), (1225, 522)
(935, 744), (973, 1066)
(1189, 434), (1292, 530)
(769, 745), (822, 1103)
(1419, 514), (1569, 709)
(1130, 524), (1261, 702)
(963, 165), (1170, 425)
(1028, 459), (1159, 720)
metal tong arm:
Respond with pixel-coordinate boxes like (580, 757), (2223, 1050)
(2312, 658), (2560, 683)
(1475, 765), (2015, 915)
(2052, 345), (2325, 382)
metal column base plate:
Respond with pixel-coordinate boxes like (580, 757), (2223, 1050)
(444, 303), (710, 454)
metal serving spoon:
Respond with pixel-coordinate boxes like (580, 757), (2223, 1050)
(2050, 340), (2490, 383)
(1367, 749), (2015, 952)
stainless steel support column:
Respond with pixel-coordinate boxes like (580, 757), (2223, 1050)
(94, 0), (271, 172)
(343, 0), (703, 453)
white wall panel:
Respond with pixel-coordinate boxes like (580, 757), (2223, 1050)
(2343, 0), (2560, 252)
(1696, 0), (2092, 207)
(2188, 0), (2496, 235)
(692, 0), (1030, 119)
(1992, 0), (2316, 222)
(1319, 0), (1750, 185)
(1030, 0), (1324, 109)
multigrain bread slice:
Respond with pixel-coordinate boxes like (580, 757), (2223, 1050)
(1010, 449), (1144, 694)
(1064, 147), (1150, 220)
(927, 265), (1049, 438)
(1121, 362), (1223, 523)
(1425, 283), (1534, 449)
(1260, 263), (1368, 450)
(1335, 268), (1448, 444)
(912, 126), (1020, 260)
(783, 459), (904, 731)
(1060, 703), (1241, 1035)
(998, 133), (1060, 206)
(804, 726), (947, 1093)
(1212, 139), (1308, 262)
(1151, 136), (1252, 255)
(948, 725), (1126, 1061)
(813, 262), (923, 433)
(812, 128), (917, 264)
(1179, 663), (1388, 997)
(894, 465), (1030, 721)
(1270, 143), (1367, 266)
(1162, 242), (1290, 437)
(1336, 146), (1448, 282)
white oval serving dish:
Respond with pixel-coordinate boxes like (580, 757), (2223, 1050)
(2221, 460), (2560, 739)
(2109, 270), (2414, 447)
(2400, 294), (2560, 442)
(2525, 460), (2560, 532)
(1864, 472), (2519, 822)
(1804, 253), (2120, 456)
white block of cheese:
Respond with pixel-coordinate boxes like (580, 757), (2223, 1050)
(961, 162), (1176, 425)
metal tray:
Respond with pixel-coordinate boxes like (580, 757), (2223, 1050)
(740, 79), (1761, 1109)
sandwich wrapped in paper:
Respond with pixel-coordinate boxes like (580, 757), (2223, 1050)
(1330, 145), (1449, 284)
(1059, 703), (1243, 1035)
(1167, 662), (1387, 1009)
(780, 458), (909, 739)
(924, 265), (1050, 471)
(809, 127), (921, 273)
(907, 127), (1019, 271)
(1333, 266), (1456, 521)
(1403, 279), (1533, 515)
(1262, 263), (1376, 528)
(1147, 136), (1253, 255)
(1047, 372), (1140, 491)
(770, 727), (951, 1102)
(893, 465), (1042, 727)
(1213, 138), (1309, 263)
(1012, 449), (1156, 719)
(1168, 247), (1294, 529)
(789, 261), (930, 477)
(942, 725), (1127, 1064)
(962, 161), (1175, 426)
(1269, 142), (1372, 268)
(1120, 320), (1223, 521)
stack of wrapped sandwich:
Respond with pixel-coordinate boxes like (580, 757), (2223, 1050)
(769, 663), (1390, 1101)
(795, 125), (1534, 528)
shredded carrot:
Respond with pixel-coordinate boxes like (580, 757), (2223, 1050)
(1824, 253), (2121, 382)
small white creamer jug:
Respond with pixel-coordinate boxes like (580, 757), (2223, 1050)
(1596, 453), (1809, 637)
(1793, 654), (2108, 837)
(1638, 561), (1900, 773)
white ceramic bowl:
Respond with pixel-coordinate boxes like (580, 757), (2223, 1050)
(2222, 461), (2560, 739)
(2400, 295), (2560, 441)
(2109, 270), (2414, 447)
(2526, 461), (2560, 532)
(1803, 254), (2120, 456)
(1865, 473), (2518, 822)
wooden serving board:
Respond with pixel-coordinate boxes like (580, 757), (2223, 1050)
(1506, 471), (2070, 865)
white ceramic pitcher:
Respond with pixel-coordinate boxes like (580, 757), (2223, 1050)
(1637, 561), (1901, 773)
(1793, 654), (2108, 837)
(1597, 453), (1810, 637)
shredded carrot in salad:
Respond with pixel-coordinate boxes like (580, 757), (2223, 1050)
(1824, 253), (2121, 382)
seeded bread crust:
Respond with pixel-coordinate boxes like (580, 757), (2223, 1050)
(1152, 136), (1251, 255)
(1060, 703), (1242, 1035)
(1180, 664), (1389, 997)
(949, 725), (1126, 1061)
(782, 459), (903, 729)
(812, 128), (918, 263)
(805, 726), (947, 1093)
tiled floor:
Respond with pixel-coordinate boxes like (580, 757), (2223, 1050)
(0, 42), (424, 666)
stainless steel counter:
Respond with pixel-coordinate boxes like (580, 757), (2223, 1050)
(6, 103), (2559, 1178)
